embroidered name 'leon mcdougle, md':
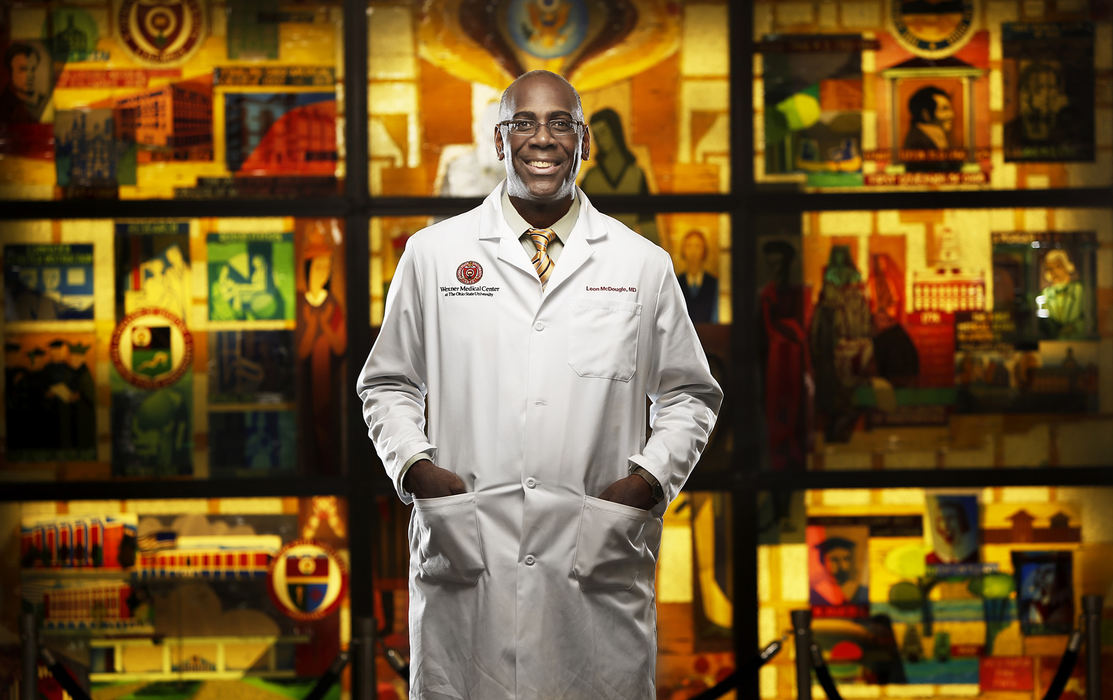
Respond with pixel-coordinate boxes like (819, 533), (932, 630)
(585, 285), (636, 293)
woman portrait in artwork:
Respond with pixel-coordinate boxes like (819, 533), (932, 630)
(297, 225), (347, 473)
(676, 229), (719, 323)
(1038, 248), (1085, 338)
(579, 107), (660, 244)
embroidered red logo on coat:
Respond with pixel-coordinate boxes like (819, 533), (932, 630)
(456, 261), (483, 285)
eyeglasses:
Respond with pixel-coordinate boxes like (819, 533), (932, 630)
(498, 118), (584, 137)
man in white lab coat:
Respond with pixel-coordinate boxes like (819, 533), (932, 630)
(357, 70), (722, 699)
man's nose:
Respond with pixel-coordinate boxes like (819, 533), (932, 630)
(529, 125), (557, 145)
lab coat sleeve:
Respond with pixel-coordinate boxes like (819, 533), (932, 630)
(356, 244), (437, 503)
(627, 248), (723, 505)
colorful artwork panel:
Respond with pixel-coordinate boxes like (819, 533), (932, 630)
(1012, 550), (1074, 636)
(53, 108), (127, 192)
(759, 487), (1113, 697)
(114, 221), (191, 321)
(794, 207), (1111, 466)
(924, 493), (980, 569)
(295, 219), (347, 475)
(0, 216), (355, 481)
(812, 615), (909, 684)
(11, 497), (350, 692)
(223, 92), (337, 175)
(110, 374), (193, 477)
(206, 232), (295, 322)
(3, 243), (95, 321)
(807, 523), (871, 611)
(753, 0), (1110, 191)
(760, 35), (867, 187)
(369, 0), (729, 196)
(4, 332), (96, 461)
(0, 38), (53, 124)
(0, 1), (343, 200)
(226, 0), (280, 60)
(1003, 22), (1094, 163)
(991, 231), (1098, 343)
(954, 340), (1100, 415)
(208, 330), (295, 404)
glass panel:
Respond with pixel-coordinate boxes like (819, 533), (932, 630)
(753, 0), (1112, 191)
(369, 492), (737, 698)
(659, 491), (736, 696)
(367, 0), (730, 197)
(753, 208), (1113, 470)
(758, 487), (1113, 698)
(3, 496), (350, 697)
(0, 1), (345, 201)
(1, 217), (348, 480)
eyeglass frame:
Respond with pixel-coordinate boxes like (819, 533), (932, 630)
(496, 118), (586, 137)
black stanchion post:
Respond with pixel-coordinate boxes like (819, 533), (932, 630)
(304, 652), (350, 700)
(791, 609), (813, 700)
(1083, 594), (1103, 700)
(20, 609), (36, 700)
(39, 648), (92, 700)
(354, 615), (376, 700)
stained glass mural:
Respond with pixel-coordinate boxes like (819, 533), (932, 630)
(754, 207), (1112, 471)
(0, 0), (344, 200)
(753, 0), (1111, 191)
(367, 0), (730, 197)
(757, 487), (1113, 698)
(0, 217), (347, 480)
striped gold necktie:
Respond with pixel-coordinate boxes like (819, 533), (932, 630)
(528, 228), (557, 286)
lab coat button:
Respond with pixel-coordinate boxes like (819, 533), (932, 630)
(525, 477), (537, 488)
(524, 554), (536, 566)
(534, 322), (544, 331)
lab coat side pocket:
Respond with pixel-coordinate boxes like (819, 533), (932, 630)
(568, 300), (641, 381)
(572, 495), (651, 591)
(412, 492), (486, 585)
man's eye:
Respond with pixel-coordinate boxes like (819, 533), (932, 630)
(512, 120), (535, 131)
(550, 120), (572, 131)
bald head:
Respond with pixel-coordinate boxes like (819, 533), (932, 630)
(499, 70), (584, 122)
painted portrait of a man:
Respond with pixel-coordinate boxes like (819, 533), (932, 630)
(0, 41), (50, 123)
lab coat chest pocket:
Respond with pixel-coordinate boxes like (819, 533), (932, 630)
(568, 300), (641, 381)
(572, 495), (651, 591)
(411, 492), (486, 585)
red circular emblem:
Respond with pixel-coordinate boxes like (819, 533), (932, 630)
(266, 540), (349, 622)
(110, 307), (193, 389)
(456, 261), (483, 285)
(116, 0), (206, 65)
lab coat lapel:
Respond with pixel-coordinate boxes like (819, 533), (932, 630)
(496, 235), (536, 281)
(477, 185), (538, 282)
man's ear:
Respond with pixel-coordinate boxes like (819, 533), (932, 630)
(494, 125), (505, 160)
(581, 126), (590, 161)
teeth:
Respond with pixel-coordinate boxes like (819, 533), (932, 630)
(529, 161), (555, 167)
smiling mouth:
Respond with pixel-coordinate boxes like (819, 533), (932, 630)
(525, 159), (560, 172)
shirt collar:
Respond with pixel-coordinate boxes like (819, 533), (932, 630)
(501, 186), (580, 244)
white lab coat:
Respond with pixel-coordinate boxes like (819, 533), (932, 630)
(357, 185), (722, 699)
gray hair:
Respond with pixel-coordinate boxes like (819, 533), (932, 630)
(498, 70), (584, 122)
